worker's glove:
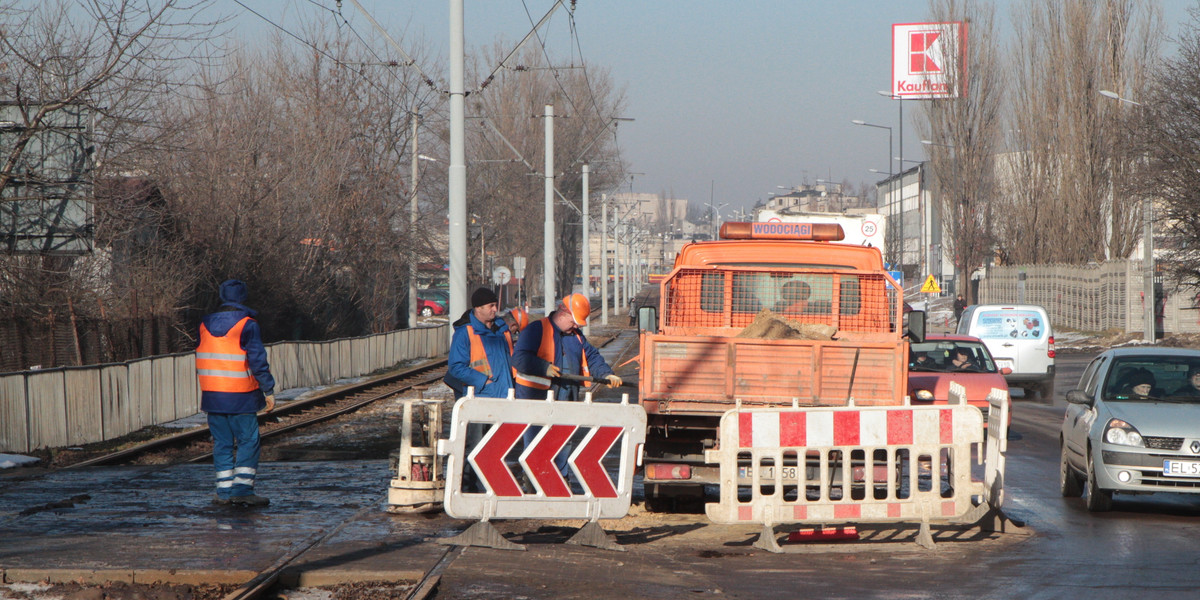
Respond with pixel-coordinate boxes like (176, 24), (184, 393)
(261, 394), (276, 414)
(546, 364), (561, 378)
(605, 374), (623, 388)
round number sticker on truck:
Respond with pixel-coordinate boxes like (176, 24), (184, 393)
(862, 221), (878, 237)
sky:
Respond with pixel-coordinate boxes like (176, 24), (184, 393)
(225, 0), (1197, 219)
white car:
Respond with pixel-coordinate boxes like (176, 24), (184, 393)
(1060, 347), (1200, 512)
(958, 304), (1056, 399)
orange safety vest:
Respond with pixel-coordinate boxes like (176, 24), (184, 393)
(513, 317), (589, 390)
(196, 317), (259, 394)
(466, 325), (513, 379)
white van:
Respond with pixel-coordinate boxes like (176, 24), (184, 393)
(957, 304), (1056, 399)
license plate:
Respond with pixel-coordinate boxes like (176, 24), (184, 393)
(995, 359), (1014, 371)
(1163, 460), (1200, 476)
(737, 466), (800, 480)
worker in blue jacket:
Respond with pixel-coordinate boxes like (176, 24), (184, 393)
(512, 293), (622, 478)
(196, 279), (275, 507)
(446, 287), (515, 398)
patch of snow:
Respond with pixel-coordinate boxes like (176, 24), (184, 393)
(0, 453), (40, 469)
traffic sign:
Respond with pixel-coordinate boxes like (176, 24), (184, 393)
(513, 256), (526, 279)
(920, 274), (942, 293)
(439, 390), (646, 521)
(493, 266), (511, 285)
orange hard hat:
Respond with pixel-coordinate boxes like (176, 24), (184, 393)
(561, 293), (591, 326)
(510, 306), (529, 331)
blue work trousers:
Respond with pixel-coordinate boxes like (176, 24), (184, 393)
(208, 412), (261, 499)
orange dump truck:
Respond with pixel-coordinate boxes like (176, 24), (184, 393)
(636, 221), (923, 509)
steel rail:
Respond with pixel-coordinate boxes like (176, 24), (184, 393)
(64, 359), (448, 469)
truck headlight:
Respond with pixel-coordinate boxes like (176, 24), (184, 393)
(1104, 419), (1144, 447)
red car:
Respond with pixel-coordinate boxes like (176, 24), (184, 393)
(417, 297), (445, 317)
(907, 334), (1013, 424)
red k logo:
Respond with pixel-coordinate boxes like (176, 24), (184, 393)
(909, 31), (942, 74)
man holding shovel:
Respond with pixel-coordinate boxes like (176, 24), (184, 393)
(513, 293), (623, 478)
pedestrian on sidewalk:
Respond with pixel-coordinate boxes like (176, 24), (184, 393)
(953, 294), (967, 325)
(197, 279), (275, 507)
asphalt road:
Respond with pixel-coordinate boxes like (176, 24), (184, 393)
(429, 350), (1200, 599)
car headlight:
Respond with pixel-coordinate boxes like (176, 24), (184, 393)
(915, 389), (935, 401)
(1103, 418), (1144, 447)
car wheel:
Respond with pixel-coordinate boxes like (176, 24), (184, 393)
(1085, 448), (1113, 512)
(1059, 439), (1083, 498)
(420, 307), (433, 317)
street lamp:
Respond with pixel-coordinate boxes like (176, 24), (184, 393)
(854, 119), (900, 270)
(1100, 89), (1154, 343)
(705, 201), (728, 239)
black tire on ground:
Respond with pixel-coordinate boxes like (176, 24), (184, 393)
(1039, 379), (1056, 401)
(1085, 449), (1113, 512)
(1059, 439), (1083, 498)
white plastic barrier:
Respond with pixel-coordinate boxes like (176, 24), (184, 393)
(437, 389), (647, 550)
(704, 383), (1010, 550)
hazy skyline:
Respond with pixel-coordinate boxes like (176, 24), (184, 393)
(231, 0), (1196, 218)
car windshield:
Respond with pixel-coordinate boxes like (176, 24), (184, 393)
(908, 340), (997, 373)
(1104, 357), (1200, 402)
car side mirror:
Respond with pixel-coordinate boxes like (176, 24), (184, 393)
(1065, 390), (1093, 406)
(1000, 367), (1012, 375)
(905, 310), (926, 343)
(638, 305), (658, 332)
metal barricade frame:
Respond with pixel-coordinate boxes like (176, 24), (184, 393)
(704, 383), (1012, 550)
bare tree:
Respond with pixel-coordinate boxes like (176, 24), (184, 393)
(463, 43), (627, 301)
(999, 0), (1161, 265)
(153, 32), (443, 340)
(917, 0), (1005, 302)
(1139, 5), (1200, 286)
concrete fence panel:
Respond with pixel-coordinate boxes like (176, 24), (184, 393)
(174, 354), (199, 418)
(1, 373), (29, 453)
(64, 369), (102, 446)
(100, 364), (131, 441)
(151, 356), (177, 424)
(1, 325), (451, 453)
(128, 359), (154, 432)
(26, 370), (67, 450)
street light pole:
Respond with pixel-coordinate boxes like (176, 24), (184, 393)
(1100, 89), (1154, 343)
(854, 119), (898, 271)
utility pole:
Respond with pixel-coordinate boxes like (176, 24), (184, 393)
(408, 115), (419, 329)
(581, 163), (590, 335)
(447, 0), (467, 336)
(601, 193), (608, 325)
(542, 104), (555, 316)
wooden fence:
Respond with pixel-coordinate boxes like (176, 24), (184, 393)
(979, 259), (1200, 335)
(0, 325), (448, 453)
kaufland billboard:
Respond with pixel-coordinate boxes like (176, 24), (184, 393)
(892, 22), (966, 99)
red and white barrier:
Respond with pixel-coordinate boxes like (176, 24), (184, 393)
(436, 388), (646, 550)
(704, 384), (1009, 550)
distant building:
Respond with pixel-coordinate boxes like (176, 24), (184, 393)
(759, 183), (864, 215)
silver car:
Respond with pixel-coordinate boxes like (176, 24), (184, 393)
(1060, 347), (1200, 512)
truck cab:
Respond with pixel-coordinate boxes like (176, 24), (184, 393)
(638, 222), (917, 509)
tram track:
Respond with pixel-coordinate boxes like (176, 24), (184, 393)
(61, 359), (449, 469)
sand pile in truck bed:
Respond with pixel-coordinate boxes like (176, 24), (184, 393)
(735, 309), (837, 341)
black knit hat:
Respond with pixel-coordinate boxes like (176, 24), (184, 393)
(471, 287), (498, 308)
